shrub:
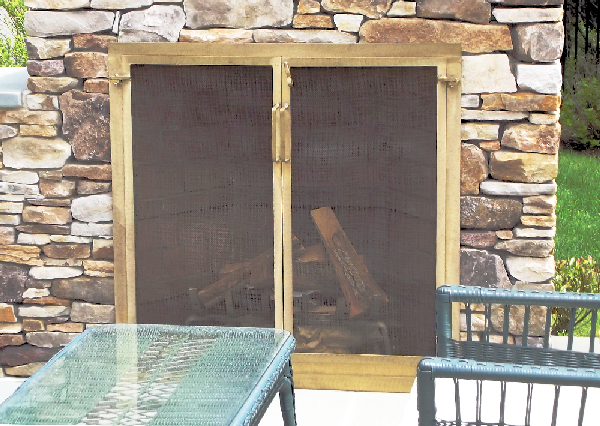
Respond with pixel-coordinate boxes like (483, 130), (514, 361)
(561, 77), (600, 148)
(552, 256), (600, 335)
(0, 0), (27, 67)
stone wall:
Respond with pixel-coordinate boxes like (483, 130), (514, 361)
(0, 0), (563, 376)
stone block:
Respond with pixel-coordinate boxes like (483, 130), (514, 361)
(60, 90), (110, 162)
(493, 7), (563, 23)
(0, 246), (43, 266)
(0, 216), (21, 226)
(24, 0), (90, 9)
(512, 23), (564, 62)
(491, 304), (547, 336)
(490, 151), (557, 183)
(0, 110), (61, 125)
(529, 112), (559, 124)
(18, 305), (70, 318)
(28, 199), (71, 208)
(462, 54), (516, 93)
(293, 14), (334, 29)
(505, 255), (555, 282)
(514, 62), (562, 94)
(25, 94), (59, 111)
(0, 171), (38, 186)
(77, 181), (111, 195)
(72, 34), (117, 52)
(321, 0), (391, 18)
(51, 235), (92, 243)
(26, 332), (78, 348)
(179, 29), (253, 43)
(53, 277), (113, 304)
(0, 182), (39, 196)
(83, 79), (109, 94)
(387, 1), (416, 16)
(0, 323), (23, 334)
(0, 344), (60, 367)
(71, 222), (113, 237)
(502, 123), (560, 154)
(71, 194), (113, 222)
(359, 19), (512, 54)
(514, 226), (556, 238)
(0, 304), (17, 322)
(40, 180), (76, 198)
(417, 0), (491, 24)
(64, 52), (108, 78)
(47, 323), (84, 332)
(27, 60), (65, 77)
(0, 227), (15, 245)
(481, 93), (561, 112)
(42, 258), (82, 267)
(19, 125), (59, 137)
(0, 125), (18, 140)
(26, 37), (71, 60)
(461, 143), (488, 195)
(498, 0), (563, 4)
(62, 164), (112, 180)
(253, 29), (357, 43)
(461, 95), (480, 108)
(298, 0), (321, 13)
(185, 0), (293, 28)
(0, 202), (23, 214)
(23, 319), (45, 331)
(521, 214), (556, 227)
(461, 110), (527, 121)
(70, 302), (115, 323)
(496, 229), (513, 239)
(23, 206), (71, 225)
(17, 234), (51, 245)
(22, 288), (49, 299)
(461, 249), (511, 288)
(5, 362), (46, 376)
(83, 260), (114, 277)
(17, 224), (70, 235)
(25, 11), (115, 37)
(494, 239), (554, 257)
(92, 239), (113, 259)
(29, 266), (82, 280)
(460, 230), (498, 248)
(523, 194), (556, 213)
(90, 0), (152, 8)
(460, 196), (522, 229)
(119, 5), (186, 42)
(43, 244), (90, 259)
(461, 123), (500, 140)
(27, 77), (81, 94)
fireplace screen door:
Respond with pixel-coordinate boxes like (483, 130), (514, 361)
(110, 44), (461, 392)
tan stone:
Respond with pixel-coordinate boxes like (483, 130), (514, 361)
(494, 239), (554, 257)
(0, 245), (43, 266)
(501, 123), (560, 154)
(490, 151), (557, 183)
(462, 54), (517, 94)
(322, 0), (392, 18)
(461, 123), (499, 140)
(493, 7), (563, 23)
(461, 196), (522, 230)
(42, 257), (82, 267)
(5, 362), (46, 376)
(461, 143), (488, 195)
(184, 0), (292, 29)
(64, 52), (108, 78)
(480, 93), (504, 110)
(40, 180), (76, 198)
(0, 323), (23, 333)
(26, 37), (71, 60)
(293, 14), (334, 28)
(179, 29), (253, 43)
(461, 110), (526, 121)
(27, 77), (80, 93)
(492, 304), (547, 335)
(479, 141), (501, 151)
(333, 14), (364, 32)
(0, 110), (61, 125)
(0, 202), (23, 214)
(62, 164), (112, 180)
(26, 59), (65, 77)
(496, 230), (513, 240)
(387, 1), (416, 16)
(23, 319), (45, 331)
(0, 334), (25, 347)
(77, 181), (111, 195)
(482, 93), (561, 111)
(22, 206), (71, 225)
(521, 214), (556, 227)
(298, 0), (321, 13)
(25, 11), (115, 37)
(22, 296), (70, 306)
(417, 0), (491, 24)
(47, 322), (84, 332)
(3, 137), (71, 170)
(529, 112), (559, 125)
(19, 125), (58, 137)
(253, 29), (357, 43)
(26, 94), (59, 111)
(25, 0), (90, 9)
(0, 304), (17, 322)
(92, 239), (113, 259)
(72, 34), (117, 52)
(83, 259), (114, 277)
(43, 244), (90, 259)
(0, 227), (15, 245)
(359, 18), (512, 53)
(39, 170), (63, 181)
(523, 195), (556, 215)
(83, 79), (109, 94)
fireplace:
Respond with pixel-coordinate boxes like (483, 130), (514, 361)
(110, 43), (461, 391)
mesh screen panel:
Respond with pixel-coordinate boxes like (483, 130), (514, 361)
(131, 65), (274, 326)
(290, 67), (437, 356)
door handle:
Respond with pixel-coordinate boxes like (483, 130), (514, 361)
(280, 104), (291, 163)
(272, 103), (281, 162)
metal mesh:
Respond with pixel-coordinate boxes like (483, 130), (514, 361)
(290, 67), (438, 356)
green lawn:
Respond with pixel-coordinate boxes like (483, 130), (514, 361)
(555, 148), (600, 261)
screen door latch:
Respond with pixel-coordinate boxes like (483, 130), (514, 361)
(283, 62), (293, 87)
(109, 75), (131, 86)
(438, 75), (460, 89)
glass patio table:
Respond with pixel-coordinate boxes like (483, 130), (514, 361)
(0, 325), (296, 426)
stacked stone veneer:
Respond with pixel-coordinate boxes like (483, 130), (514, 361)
(0, 0), (563, 376)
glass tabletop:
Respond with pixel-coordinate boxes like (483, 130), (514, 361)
(0, 325), (294, 426)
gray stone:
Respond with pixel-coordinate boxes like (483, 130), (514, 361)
(0, 264), (29, 303)
(3, 137), (71, 169)
(505, 256), (555, 282)
(515, 62), (562, 94)
(0, 125), (18, 140)
(26, 37), (71, 60)
(480, 180), (557, 196)
(29, 267), (82, 280)
(25, 11), (115, 37)
(514, 226), (556, 238)
(461, 110), (527, 121)
(24, 0), (90, 8)
(179, 29), (253, 43)
(462, 54), (516, 94)
(501, 123), (560, 154)
(60, 91), (109, 162)
(91, 0), (152, 8)
(493, 7), (563, 23)
(460, 196), (522, 229)
(26, 60), (65, 77)
(333, 14), (364, 32)
(27, 77), (80, 94)
(70, 302), (115, 323)
(253, 29), (356, 43)
(494, 239), (554, 257)
(53, 277), (114, 304)
(25, 94), (59, 111)
(0, 345), (60, 367)
(26, 332), (78, 348)
(529, 112), (559, 124)
(322, 0), (392, 19)
(461, 231), (498, 248)
(461, 95), (480, 108)
(71, 222), (113, 237)
(0, 182), (40, 196)
(119, 6), (185, 43)
(491, 304), (547, 336)
(0, 171), (39, 185)
(71, 194), (113, 222)
(461, 249), (511, 288)
(18, 305), (70, 318)
(185, 0), (293, 28)
(417, 0), (491, 24)
(461, 143), (488, 195)
(512, 23), (564, 62)
(17, 234), (51, 246)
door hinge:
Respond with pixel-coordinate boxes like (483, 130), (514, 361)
(283, 62), (293, 87)
(109, 75), (131, 86)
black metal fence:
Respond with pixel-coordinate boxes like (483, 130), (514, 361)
(563, 0), (599, 82)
